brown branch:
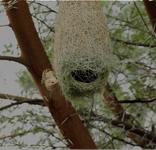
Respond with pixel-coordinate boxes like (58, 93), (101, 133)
(0, 93), (45, 110)
(32, 15), (55, 33)
(0, 56), (28, 66)
(80, 110), (155, 148)
(2, 0), (97, 149)
(103, 83), (153, 148)
(134, 1), (150, 32)
(111, 38), (156, 48)
(119, 99), (156, 104)
(91, 124), (136, 147)
(111, 120), (156, 148)
(0, 99), (45, 111)
(36, 2), (57, 14)
(0, 130), (30, 140)
(0, 93), (42, 102)
(104, 83), (128, 121)
(143, 0), (156, 34)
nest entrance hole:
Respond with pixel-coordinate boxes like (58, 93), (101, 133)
(71, 70), (98, 83)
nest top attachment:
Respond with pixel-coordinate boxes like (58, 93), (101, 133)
(53, 2), (113, 105)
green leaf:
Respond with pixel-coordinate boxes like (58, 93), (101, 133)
(33, 126), (41, 133)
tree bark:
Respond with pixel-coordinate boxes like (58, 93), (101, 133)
(2, 0), (97, 149)
(143, 0), (156, 34)
(104, 83), (152, 148)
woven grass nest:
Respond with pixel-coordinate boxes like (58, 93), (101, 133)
(52, 1), (113, 105)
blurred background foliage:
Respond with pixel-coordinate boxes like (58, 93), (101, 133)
(0, 1), (156, 149)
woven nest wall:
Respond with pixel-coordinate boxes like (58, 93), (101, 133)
(53, 2), (113, 104)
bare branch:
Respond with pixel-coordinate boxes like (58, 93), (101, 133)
(0, 56), (28, 66)
(0, 93), (45, 110)
(90, 124), (136, 147)
(111, 38), (156, 48)
(111, 120), (156, 148)
(129, 61), (156, 75)
(103, 83), (155, 148)
(32, 15), (55, 32)
(0, 130), (30, 140)
(106, 14), (153, 36)
(0, 99), (45, 111)
(0, 23), (11, 27)
(119, 99), (156, 104)
(134, 1), (149, 31)
(36, 2), (57, 14)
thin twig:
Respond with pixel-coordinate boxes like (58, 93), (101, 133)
(111, 38), (156, 48)
(134, 1), (149, 31)
(32, 15), (55, 32)
(36, 2), (57, 14)
(106, 14), (153, 36)
(0, 130), (30, 140)
(90, 124), (136, 147)
(134, 1), (156, 45)
(0, 24), (11, 28)
(129, 61), (156, 75)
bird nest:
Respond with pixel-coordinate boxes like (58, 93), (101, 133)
(52, 1), (113, 105)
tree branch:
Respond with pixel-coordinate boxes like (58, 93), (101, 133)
(134, 1), (149, 32)
(80, 110), (155, 148)
(136, 1), (156, 45)
(103, 83), (154, 148)
(111, 120), (156, 148)
(106, 14), (151, 35)
(93, 124), (136, 147)
(119, 98), (156, 104)
(0, 99), (45, 111)
(36, 2), (57, 14)
(0, 93), (45, 110)
(111, 38), (156, 48)
(0, 130), (30, 140)
(0, 23), (11, 27)
(32, 15), (55, 33)
(0, 56), (28, 66)
(0, 93), (42, 102)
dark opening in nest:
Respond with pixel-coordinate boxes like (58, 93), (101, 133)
(71, 70), (98, 83)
